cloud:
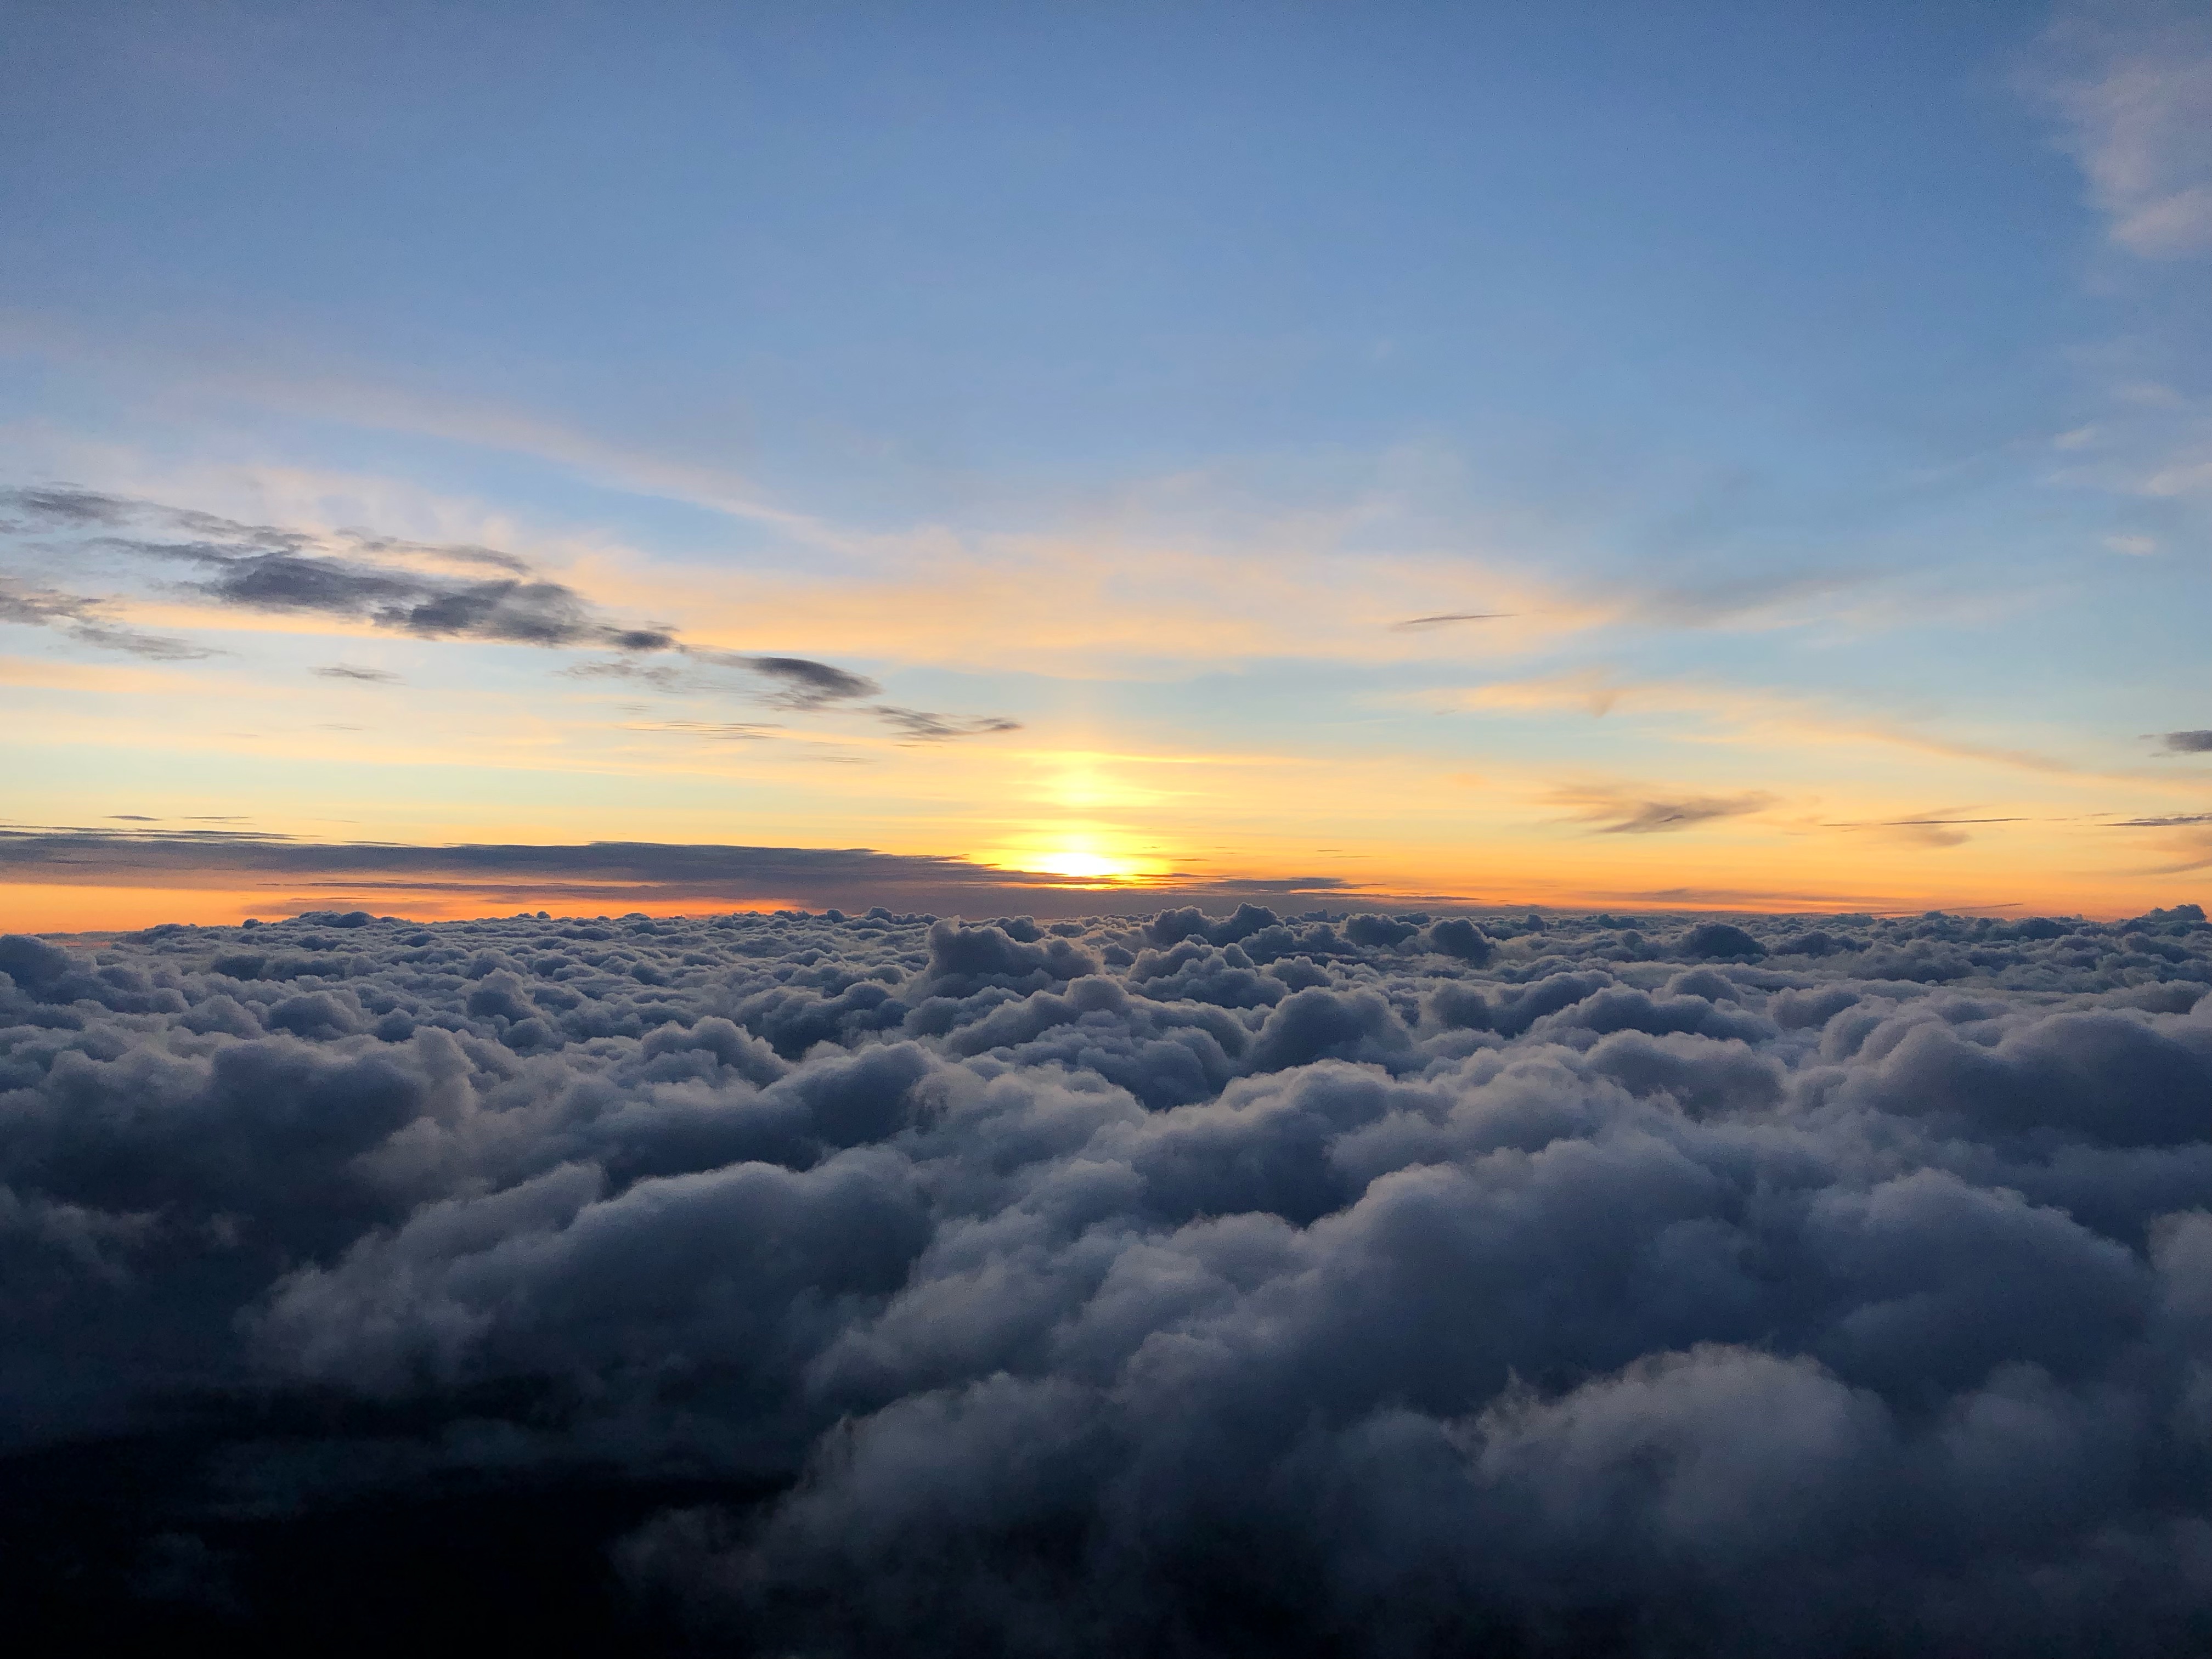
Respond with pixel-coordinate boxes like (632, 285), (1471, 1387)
(1821, 813), (2031, 850)
(7, 484), (667, 650)
(1454, 672), (2124, 782)
(311, 664), (400, 683)
(2108, 812), (2212, 827)
(1, 484), (1022, 732)
(584, 651), (1014, 740)
(689, 652), (882, 710)
(0, 829), (1321, 916)
(2028, 1), (2212, 257)
(180, 549), (657, 650)
(0, 574), (215, 661)
(2154, 730), (2212, 753)
(628, 719), (783, 742)
(0, 483), (139, 527)
(1550, 785), (1775, 835)
(1386, 611), (1515, 630)
(1, 898), (2210, 1650)
(867, 706), (1023, 742)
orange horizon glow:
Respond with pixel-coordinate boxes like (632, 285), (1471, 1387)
(1, 835), (2183, 937)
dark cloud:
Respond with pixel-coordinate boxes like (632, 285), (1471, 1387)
(0, 830), (1345, 917)
(2, 895), (2209, 1651)
(584, 650), (881, 709)
(2112, 814), (2212, 828)
(3, 485), (1021, 731)
(175, 548), (648, 651)
(4, 486), (657, 654)
(311, 664), (400, 683)
(1555, 786), (1775, 835)
(867, 705), (1023, 741)
(0, 484), (139, 526)
(2155, 731), (2212, 754)
(0, 574), (215, 660)
(1842, 816), (2030, 826)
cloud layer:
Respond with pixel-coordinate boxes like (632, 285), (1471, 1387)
(3, 896), (2210, 1652)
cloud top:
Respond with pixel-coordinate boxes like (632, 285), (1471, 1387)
(3, 896), (2210, 1651)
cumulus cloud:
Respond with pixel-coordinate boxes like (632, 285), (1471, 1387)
(2, 894), (2210, 1650)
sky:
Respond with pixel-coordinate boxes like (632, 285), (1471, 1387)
(1, 0), (2208, 928)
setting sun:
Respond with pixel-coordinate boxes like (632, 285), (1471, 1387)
(980, 830), (1172, 886)
(1026, 849), (1138, 881)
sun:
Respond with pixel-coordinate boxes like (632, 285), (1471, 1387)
(981, 830), (1170, 885)
(1029, 849), (1131, 881)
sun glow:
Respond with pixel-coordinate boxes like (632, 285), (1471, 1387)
(983, 828), (1172, 886)
(1029, 849), (1137, 881)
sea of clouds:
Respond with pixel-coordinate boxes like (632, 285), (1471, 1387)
(3, 899), (2210, 1654)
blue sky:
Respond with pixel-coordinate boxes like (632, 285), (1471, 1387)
(1, 0), (2207, 923)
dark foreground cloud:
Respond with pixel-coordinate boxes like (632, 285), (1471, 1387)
(2, 894), (2210, 1655)
(2158, 731), (2212, 755)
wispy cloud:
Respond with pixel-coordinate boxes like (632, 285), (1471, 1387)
(2028, 1), (2212, 258)
(1819, 811), (2031, 849)
(0, 827), (1329, 915)
(2, 484), (1024, 739)
(0, 573), (215, 661)
(681, 651), (881, 710)
(1387, 611), (1515, 631)
(1448, 672), (2155, 782)
(1547, 784), (1775, 836)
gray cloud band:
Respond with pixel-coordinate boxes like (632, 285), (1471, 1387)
(0, 486), (1017, 739)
